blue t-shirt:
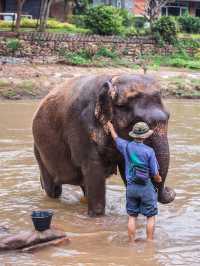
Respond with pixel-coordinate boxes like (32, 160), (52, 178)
(115, 137), (159, 185)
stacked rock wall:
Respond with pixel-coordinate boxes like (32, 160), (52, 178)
(0, 31), (176, 61)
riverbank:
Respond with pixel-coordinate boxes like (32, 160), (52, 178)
(0, 63), (200, 100)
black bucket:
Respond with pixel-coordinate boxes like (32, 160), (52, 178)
(31, 210), (53, 232)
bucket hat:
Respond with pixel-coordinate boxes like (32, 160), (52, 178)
(129, 122), (153, 139)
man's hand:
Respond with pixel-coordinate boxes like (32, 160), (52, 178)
(153, 174), (162, 183)
(107, 121), (118, 140)
(107, 121), (114, 131)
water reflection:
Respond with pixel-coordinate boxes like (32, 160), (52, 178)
(0, 100), (199, 266)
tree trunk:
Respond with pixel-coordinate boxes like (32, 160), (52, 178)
(38, 0), (53, 32)
(65, 1), (74, 20)
(63, 0), (68, 21)
(15, 0), (26, 32)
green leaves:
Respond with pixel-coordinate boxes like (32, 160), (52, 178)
(84, 5), (123, 35)
(152, 16), (178, 44)
(178, 16), (200, 34)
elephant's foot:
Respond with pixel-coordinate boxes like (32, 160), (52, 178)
(158, 186), (176, 204)
(88, 203), (105, 217)
(40, 175), (62, 198)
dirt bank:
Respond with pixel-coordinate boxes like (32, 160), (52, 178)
(0, 64), (200, 100)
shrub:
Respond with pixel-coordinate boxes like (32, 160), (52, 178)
(145, 52), (200, 70)
(119, 9), (135, 27)
(0, 20), (12, 28)
(68, 15), (87, 28)
(133, 16), (147, 29)
(47, 19), (63, 29)
(60, 50), (92, 65)
(95, 47), (118, 59)
(123, 26), (137, 37)
(178, 15), (200, 33)
(0, 18), (89, 33)
(61, 22), (90, 33)
(84, 5), (123, 35)
(21, 18), (37, 28)
(152, 16), (178, 44)
(6, 39), (21, 52)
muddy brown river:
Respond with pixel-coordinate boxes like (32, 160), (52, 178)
(0, 100), (199, 266)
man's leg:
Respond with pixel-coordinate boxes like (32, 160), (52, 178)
(128, 216), (137, 242)
(146, 215), (155, 240)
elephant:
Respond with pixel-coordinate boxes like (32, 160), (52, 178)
(32, 74), (176, 217)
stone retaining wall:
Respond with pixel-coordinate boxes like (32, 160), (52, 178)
(0, 31), (175, 61)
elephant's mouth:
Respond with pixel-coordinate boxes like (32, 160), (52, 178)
(151, 122), (168, 137)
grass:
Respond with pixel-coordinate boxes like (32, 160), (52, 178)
(178, 33), (200, 39)
(0, 79), (10, 88)
(0, 18), (90, 34)
(160, 75), (200, 98)
(16, 80), (37, 96)
(0, 79), (39, 99)
(17, 80), (34, 90)
(139, 52), (200, 70)
(58, 47), (136, 68)
(0, 27), (89, 34)
(1, 90), (17, 98)
(58, 46), (200, 70)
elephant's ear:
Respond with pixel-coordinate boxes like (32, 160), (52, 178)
(95, 81), (116, 132)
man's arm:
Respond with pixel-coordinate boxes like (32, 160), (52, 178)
(107, 121), (128, 155)
(107, 121), (118, 140)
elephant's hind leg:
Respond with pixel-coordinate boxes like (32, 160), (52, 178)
(34, 145), (62, 198)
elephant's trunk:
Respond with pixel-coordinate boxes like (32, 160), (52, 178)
(149, 123), (176, 204)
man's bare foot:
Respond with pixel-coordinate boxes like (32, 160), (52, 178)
(146, 238), (154, 242)
(128, 235), (136, 244)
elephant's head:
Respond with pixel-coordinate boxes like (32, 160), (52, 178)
(94, 74), (175, 204)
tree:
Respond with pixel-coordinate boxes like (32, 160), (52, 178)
(136, 0), (174, 30)
(15, 0), (26, 32)
(38, 0), (53, 32)
(64, 0), (74, 19)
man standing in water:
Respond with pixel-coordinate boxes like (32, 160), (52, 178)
(107, 121), (162, 242)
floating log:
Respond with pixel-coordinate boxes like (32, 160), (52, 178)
(0, 228), (69, 252)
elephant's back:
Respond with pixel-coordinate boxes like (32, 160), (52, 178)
(36, 74), (110, 109)
(32, 75), (110, 135)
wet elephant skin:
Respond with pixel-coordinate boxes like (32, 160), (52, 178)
(32, 74), (175, 216)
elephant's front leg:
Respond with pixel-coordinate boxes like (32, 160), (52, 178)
(82, 160), (106, 217)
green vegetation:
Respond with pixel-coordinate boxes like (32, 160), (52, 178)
(1, 10), (200, 39)
(84, 5), (124, 35)
(177, 15), (200, 34)
(0, 79), (10, 88)
(58, 44), (200, 70)
(95, 47), (118, 59)
(58, 47), (134, 67)
(17, 80), (35, 93)
(0, 18), (89, 34)
(160, 76), (200, 98)
(152, 16), (178, 44)
(178, 33), (200, 39)
(139, 52), (200, 70)
(0, 78), (39, 99)
(6, 38), (21, 53)
(1, 89), (17, 99)
(0, 8), (200, 73)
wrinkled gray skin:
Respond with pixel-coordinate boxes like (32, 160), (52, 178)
(32, 74), (176, 217)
